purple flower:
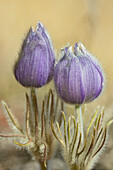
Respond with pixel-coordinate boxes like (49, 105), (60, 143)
(14, 22), (55, 87)
(54, 42), (104, 104)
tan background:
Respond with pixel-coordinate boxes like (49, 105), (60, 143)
(0, 0), (113, 169)
(0, 0), (113, 105)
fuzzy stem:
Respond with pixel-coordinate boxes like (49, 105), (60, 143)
(30, 87), (39, 141)
(79, 106), (84, 143)
(75, 105), (84, 143)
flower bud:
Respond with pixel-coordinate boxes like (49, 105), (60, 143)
(14, 22), (55, 87)
(54, 42), (104, 104)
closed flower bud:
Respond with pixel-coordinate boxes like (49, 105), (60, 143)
(14, 22), (55, 87)
(54, 42), (104, 104)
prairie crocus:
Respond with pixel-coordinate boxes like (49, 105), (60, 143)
(54, 42), (104, 104)
(14, 22), (55, 87)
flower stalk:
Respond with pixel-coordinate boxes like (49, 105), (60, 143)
(75, 106), (84, 143)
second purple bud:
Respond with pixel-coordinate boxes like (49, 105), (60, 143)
(54, 42), (104, 104)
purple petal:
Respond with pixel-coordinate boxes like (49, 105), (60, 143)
(79, 57), (103, 102)
(68, 58), (85, 104)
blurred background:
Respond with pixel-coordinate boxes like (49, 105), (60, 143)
(0, 0), (113, 169)
(0, 0), (113, 105)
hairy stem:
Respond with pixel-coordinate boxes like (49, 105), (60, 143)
(75, 105), (84, 143)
